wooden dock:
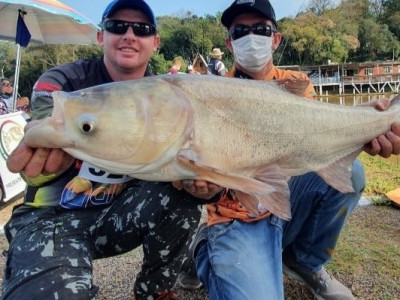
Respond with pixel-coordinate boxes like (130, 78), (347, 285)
(311, 74), (400, 95)
(279, 61), (400, 96)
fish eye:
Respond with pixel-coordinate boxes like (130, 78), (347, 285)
(81, 122), (93, 133)
(77, 114), (96, 135)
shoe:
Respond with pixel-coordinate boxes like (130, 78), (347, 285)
(177, 223), (208, 290)
(283, 258), (355, 300)
(177, 271), (202, 290)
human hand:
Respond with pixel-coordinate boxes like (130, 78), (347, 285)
(363, 98), (400, 157)
(172, 180), (223, 200)
(7, 120), (74, 178)
(276, 78), (309, 97)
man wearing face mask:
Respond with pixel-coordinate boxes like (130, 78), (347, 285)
(177, 0), (400, 299)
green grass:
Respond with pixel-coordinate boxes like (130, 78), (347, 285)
(315, 153), (400, 299)
(359, 152), (400, 196)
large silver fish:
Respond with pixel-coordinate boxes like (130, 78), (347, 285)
(24, 75), (400, 219)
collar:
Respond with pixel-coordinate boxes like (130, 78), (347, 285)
(230, 65), (278, 80)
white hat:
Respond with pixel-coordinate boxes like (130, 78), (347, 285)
(210, 48), (224, 58)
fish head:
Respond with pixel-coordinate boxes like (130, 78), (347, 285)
(25, 77), (194, 171)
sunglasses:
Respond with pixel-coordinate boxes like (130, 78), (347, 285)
(2, 82), (11, 87)
(229, 23), (276, 40)
(103, 20), (156, 37)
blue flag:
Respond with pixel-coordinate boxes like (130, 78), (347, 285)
(16, 13), (31, 47)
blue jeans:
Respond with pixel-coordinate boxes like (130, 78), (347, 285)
(196, 160), (365, 300)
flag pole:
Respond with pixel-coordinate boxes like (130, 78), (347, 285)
(13, 9), (29, 112)
(12, 43), (21, 112)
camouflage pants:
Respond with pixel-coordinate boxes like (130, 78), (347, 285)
(2, 181), (202, 300)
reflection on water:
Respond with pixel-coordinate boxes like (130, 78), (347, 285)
(318, 93), (396, 106)
(319, 93), (399, 165)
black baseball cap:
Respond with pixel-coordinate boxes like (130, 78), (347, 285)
(221, 0), (277, 29)
(102, 0), (156, 26)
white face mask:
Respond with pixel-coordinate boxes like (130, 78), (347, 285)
(231, 34), (273, 73)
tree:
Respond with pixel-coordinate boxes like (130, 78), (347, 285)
(149, 52), (169, 74)
(381, 0), (400, 41)
(0, 42), (16, 79)
(278, 10), (359, 65)
(306, 0), (335, 15)
(357, 18), (400, 60)
(157, 14), (229, 68)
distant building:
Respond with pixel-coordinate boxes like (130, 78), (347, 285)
(278, 61), (400, 95)
(192, 54), (210, 75)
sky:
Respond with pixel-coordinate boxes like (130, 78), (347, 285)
(62, 0), (309, 25)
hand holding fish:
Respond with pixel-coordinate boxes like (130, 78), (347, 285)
(7, 120), (75, 178)
(363, 98), (400, 158)
(172, 180), (224, 200)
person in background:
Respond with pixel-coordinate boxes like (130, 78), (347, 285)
(0, 77), (30, 115)
(207, 48), (227, 76)
(0, 78), (14, 114)
(178, 0), (400, 299)
(167, 57), (182, 74)
(3, 1), (221, 299)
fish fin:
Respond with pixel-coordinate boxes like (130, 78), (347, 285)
(177, 156), (276, 195)
(316, 152), (360, 193)
(253, 163), (291, 220)
(230, 191), (260, 216)
(179, 156), (291, 220)
(275, 78), (310, 97)
(231, 188), (291, 220)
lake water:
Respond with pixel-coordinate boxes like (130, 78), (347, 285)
(317, 93), (396, 106)
(318, 93), (400, 165)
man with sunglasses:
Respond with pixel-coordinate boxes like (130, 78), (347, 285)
(3, 1), (221, 299)
(180, 1), (400, 299)
(0, 78), (30, 116)
(0, 78), (13, 114)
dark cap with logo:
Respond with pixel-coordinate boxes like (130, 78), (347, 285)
(221, 0), (277, 29)
(102, 0), (156, 26)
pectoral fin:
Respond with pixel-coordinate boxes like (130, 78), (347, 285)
(177, 156), (276, 195)
(316, 151), (360, 193)
(178, 157), (291, 220)
(245, 163), (291, 220)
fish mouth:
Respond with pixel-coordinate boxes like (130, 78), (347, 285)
(24, 117), (75, 149)
(24, 91), (75, 149)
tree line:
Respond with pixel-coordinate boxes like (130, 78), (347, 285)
(0, 0), (399, 97)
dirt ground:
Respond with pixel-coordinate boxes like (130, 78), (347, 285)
(0, 199), (399, 300)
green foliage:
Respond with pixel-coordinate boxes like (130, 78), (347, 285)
(157, 14), (229, 64)
(149, 52), (169, 75)
(369, 195), (391, 206)
(0, 43), (103, 97)
(0, 42), (16, 79)
(358, 152), (400, 196)
(381, 0), (400, 41)
(277, 0), (399, 65)
(357, 19), (400, 61)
